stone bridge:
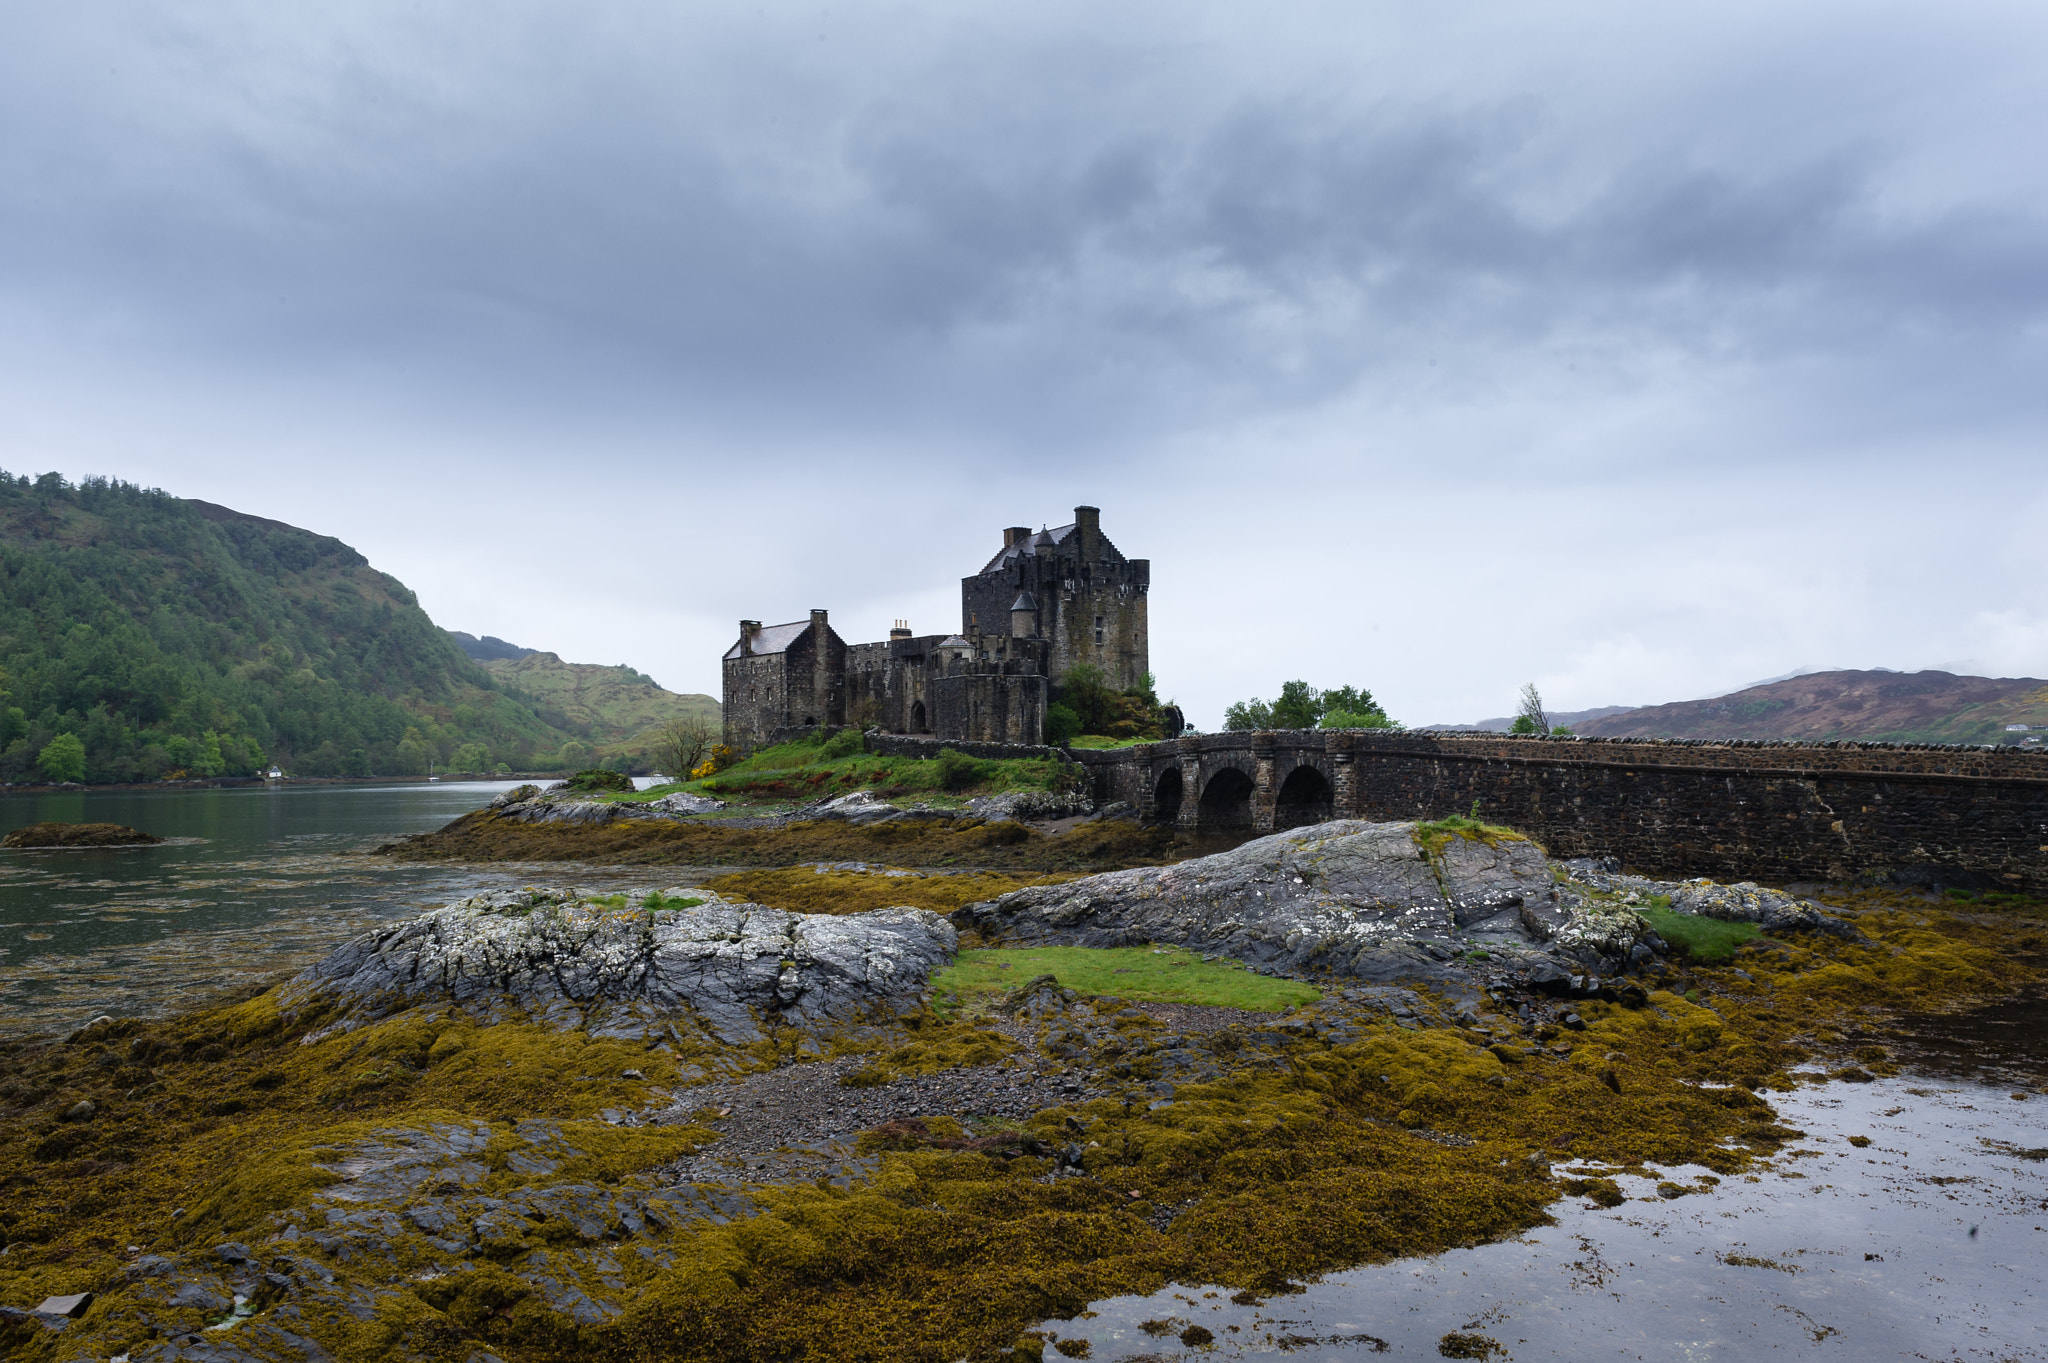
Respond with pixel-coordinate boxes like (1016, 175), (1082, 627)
(1070, 730), (2048, 893)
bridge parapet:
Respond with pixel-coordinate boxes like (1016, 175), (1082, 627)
(1070, 730), (2048, 891)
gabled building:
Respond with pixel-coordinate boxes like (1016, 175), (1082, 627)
(721, 506), (1151, 750)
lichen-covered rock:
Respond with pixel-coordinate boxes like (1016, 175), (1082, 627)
(967, 790), (1095, 822)
(284, 889), (957, 1044)
(1668, 879), (1856, 936)
(954, 819), (1652, 981)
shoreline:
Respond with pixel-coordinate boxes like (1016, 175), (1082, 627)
(4, 817), (2044, 1362)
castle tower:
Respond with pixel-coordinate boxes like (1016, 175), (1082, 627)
(962, 505), (1149, 690)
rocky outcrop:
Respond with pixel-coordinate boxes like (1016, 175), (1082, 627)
(486, 785), (727, 827)
(284, 888), (956, 1044)
(954, 819), (1655, 984)
(1667, 878), (1857, 937)
(2, 820), (163, 848)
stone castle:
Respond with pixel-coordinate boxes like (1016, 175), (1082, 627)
(722, 506), (1149, 749)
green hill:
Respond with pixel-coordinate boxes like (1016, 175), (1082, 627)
(0, 470), (585, 782)
(447, 635), (719, 759)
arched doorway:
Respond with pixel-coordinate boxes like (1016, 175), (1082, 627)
(911, 700), (928, 733)
(1274, 765), (1334, 828)
(1198, 767), (1256, 830)
(1152, 768), (1184, 823)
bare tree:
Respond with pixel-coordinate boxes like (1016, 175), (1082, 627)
(1511, 683), (1548, 735)
(653, 715), (714, 781)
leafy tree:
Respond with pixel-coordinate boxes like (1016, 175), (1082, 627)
(557, 741), (591, 770)
(1270, 680), (1322, 730)
(38, 731), (86, 781)
(653, 716), (714, 781)
(393, 727), (434, 775)
(449, 742), (490, 772)
(1509, 683), (1548, 735)
(1044, 703), (1083, 746)
(1054, 664), (1170, 741)
(1226, 681), (1400, 732)
(1222, 698), (1274, 731)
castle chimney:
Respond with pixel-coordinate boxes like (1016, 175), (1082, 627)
(809, 608), (829, 634)
(889, 619), (912, 641)
(1002, 526), (1031, 549)
(1075, 505), (1101, 560)
(739, 619), (761, 656)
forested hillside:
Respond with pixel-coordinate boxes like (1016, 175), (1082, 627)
(456, 640), (718, 759)
(0, 470), (580, 782)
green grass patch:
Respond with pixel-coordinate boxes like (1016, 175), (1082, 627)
(1067, 734), (1160, 749)
(932, 946), (1321, 1013)
(679, 739), (1082, 804)
(1411, 812), (1529, 858)
(1639, 905), (1762, 964)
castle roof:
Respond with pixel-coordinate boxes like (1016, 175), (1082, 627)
(978, 523), (1075, 573)
(1009, 592), (1038, 611)
(938, 634), (972, 648)
(721, 619), (811, 661)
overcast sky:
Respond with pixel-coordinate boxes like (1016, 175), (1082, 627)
(3, 0), (2045, 726)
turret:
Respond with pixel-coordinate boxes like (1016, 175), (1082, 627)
(1009, 592), (1039, 638)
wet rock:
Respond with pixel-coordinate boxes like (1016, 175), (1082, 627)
(954, 820), (1650, 981)
(796, 790), (905, 825)
(283, 889), (956, 1044)
(60, 1099), (96, 1122)
(33, 1292), (92, 1319)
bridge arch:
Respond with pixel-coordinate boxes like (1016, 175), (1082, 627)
(1274, 763), (1334, 828)
(1152, 767), (1184, 823)
(1198, 766), (1256, 830)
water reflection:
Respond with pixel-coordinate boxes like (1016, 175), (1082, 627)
(0, 780), (723, 1036)
(1053, 1075), (2047, 1360)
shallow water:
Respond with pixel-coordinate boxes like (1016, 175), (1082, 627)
(1050, 1049), (2048, 1360)
(0, 780), (721, 1037)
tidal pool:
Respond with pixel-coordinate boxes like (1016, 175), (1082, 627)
(1047, 1066), (2048, 1360)
(0, 780), (724, 1036)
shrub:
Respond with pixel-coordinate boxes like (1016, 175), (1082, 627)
(560, 768), (633, 793)
(934, 747), (982, 790)
(1044, 703), (1083, 746)
(820, 727), (865, 759)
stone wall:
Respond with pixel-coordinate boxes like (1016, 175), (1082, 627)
(1074, 731), (2048, 892)
(767, 727), (1076, 765)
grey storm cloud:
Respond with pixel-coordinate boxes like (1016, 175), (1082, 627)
(5, 0), (2045, 459)
(4, 0), (2048, 720)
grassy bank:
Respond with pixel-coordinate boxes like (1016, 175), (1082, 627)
(932, 946), (1321, 1013)
(606, 734), (1085, 811)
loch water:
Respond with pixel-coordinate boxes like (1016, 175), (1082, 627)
(0, 780), (715, 1037)
(1046, 1001), (2048, 1362)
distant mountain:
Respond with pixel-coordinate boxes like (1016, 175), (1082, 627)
(1428, 705), (1639, 733)
(449, 631), (537, 663)
(0, 470), (581, 781)
(469, 649), (718, 757)
(1573, 670), (2048, 745)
